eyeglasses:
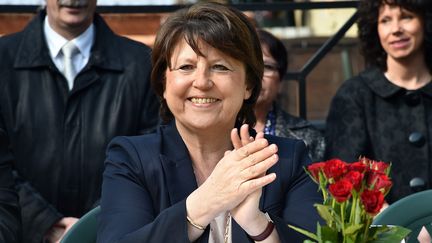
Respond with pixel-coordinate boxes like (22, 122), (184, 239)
(263, 63), (279, 77)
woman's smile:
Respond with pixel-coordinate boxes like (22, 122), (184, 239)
(389, 38), (410, 49)
(189, 97), (220, 105)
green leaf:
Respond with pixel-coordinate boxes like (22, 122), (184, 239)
(288, 224), (318, 241)
(318, 225), (339, 242)
(344, 223), (364, 235)
(345, 237), (356, 243)
(315, 204), (334, 226)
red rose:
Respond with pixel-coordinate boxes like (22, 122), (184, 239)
(329, 179), (353, 203)
(359, 157), (371, 165)
(323, 159), (347, 180)
(370, 161), (390, 174)
(307, 162), (325, 182)
(367, 170), (392, 194)
(361, 189), (384, 215)
(343, 171), (364, 191)
(349, 161), (367, 174)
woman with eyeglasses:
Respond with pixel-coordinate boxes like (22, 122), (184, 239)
(254, 29), (325, 162)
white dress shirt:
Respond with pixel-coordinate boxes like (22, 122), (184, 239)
(43, 16), (94, 90)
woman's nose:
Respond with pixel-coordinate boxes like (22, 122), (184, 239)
(391, 21), (403, 34)
(192, 68), (213, 89)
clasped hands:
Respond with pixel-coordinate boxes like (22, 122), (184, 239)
(186, 124), (278, 237)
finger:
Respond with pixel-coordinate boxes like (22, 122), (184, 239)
(49, 227), (65, 242)
(224, 150), (231, 156)
(57, 231), (68, 243)
(64, 218), (79, 229)
(235, 138), (269, 160)
(239, 124), (252, 146)
(241, 153), (278, 180)
(255, 131), (265, 140)
(240, 143), (278, 170)
(231, 128), (242, 150)
(240, 173), (277, 194)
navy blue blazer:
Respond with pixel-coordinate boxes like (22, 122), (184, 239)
(98, 122), (322, 243)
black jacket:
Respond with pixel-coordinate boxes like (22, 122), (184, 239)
(0, 151), (20, 242)
(0, 10), (160, 243)
(325, 67), (432, 202)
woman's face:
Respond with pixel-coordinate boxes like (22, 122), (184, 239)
(164, 38), (251, 132)
(256, 44), (280, 107)
(377, 4), (424, 63)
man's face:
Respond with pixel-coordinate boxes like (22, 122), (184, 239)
(57, 0), (89, 8)
(46, 0), (97, 38)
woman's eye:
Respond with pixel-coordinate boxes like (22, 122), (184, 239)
(379, 18), (390, 24)
(264, 64), (278, 71)
(212, 64), (230, 71)
(401, 14), (413, 20)
(178, 64), (195, 71)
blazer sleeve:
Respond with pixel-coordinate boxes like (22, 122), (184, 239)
(97, 136), (190, 243)
(0, 113), (21, 243)
(269, 139), (323, 243)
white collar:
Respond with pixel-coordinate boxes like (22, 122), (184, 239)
(43, 15), (95, 60)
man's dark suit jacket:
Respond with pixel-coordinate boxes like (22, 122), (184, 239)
(0, 9), (159, 242)
(98, 122), (322, 243)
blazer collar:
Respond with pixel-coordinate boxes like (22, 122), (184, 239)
(86, 14), (123, 71)
(361, 67), (401, 98)
(361, 67), (432, 99)
(14, 10), (123, 72)
(14, 10), (53, 69)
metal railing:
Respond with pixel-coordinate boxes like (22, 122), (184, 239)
(0, 0), (360, 119)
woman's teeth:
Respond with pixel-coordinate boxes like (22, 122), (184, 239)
(190, 98), (217, 104)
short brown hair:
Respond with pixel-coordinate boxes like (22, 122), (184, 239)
(151, 2), (263, 126)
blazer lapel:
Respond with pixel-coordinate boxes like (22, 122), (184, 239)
(159, 122), (198, 205)
(159, 123), (212, 242)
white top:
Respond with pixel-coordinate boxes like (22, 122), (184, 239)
(43, 16), (94, 89)
(208, 212), (232, 243)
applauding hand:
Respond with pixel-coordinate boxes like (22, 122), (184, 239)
(230, 125), (278, 236)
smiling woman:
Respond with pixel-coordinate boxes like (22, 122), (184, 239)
(97, 2), (322, 243)
(325, 0), (432, 203)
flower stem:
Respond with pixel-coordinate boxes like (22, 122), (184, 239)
(349, 196), (355, 224)
(322, 187), (327, 202)
(331, 199), (336, 227)
(341, 202), (346, 243)
(361, 217), (372, 243)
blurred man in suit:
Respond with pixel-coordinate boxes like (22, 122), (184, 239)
(0, 0), (159, 242)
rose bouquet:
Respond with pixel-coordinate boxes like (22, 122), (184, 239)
(289, 157), (410, 243)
